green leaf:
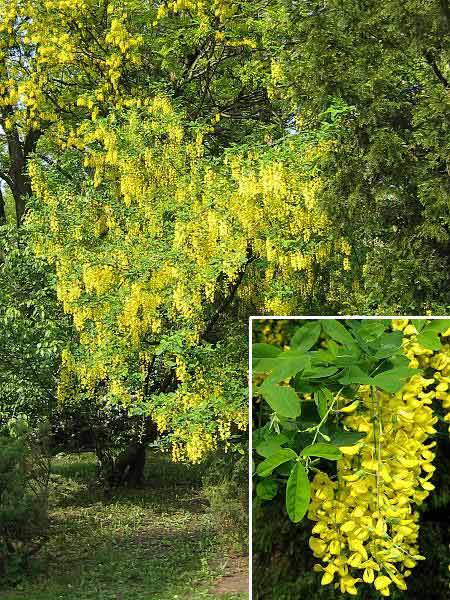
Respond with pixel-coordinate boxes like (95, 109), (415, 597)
(275, 460), (295, 477)
(264, 354), (310, 384)
(292, 376), (316, 394)
(257, 448), (298, 477)
(373, 331), (403, 359)
(252, 343), (282, 358)
(372, 367), (420, 393)
(333, 344), (362, 366)
(300, 443), (342, 460)
(322, 319), (355, 346)
(256, 479), (278, 500)
(424, 319), (450, 333)
(260, 384), (301, 418)
(252, 358), (280, 374)
(314, 388), (329, 419)
(255, 435), (288, 458)
(286, 462), (310, 522)
(416, 330), (441, 351)
(290, 321), (321, 352)
(389, 354), (410, 369)
(338, 365), (373, 385)
(355, 320), (386, 342)
(415, 320), (450, 350)
(301, 366), (338, 380)
(410, 319), (427, 332)
(310, 349), (337, 365)
(331, 430), (366, 446)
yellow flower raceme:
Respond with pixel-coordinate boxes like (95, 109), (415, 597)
(309, 365), (438, 595)
(28, 98), (352, 462)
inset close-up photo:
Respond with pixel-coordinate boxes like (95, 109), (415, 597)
(1, 1), (449, 598)
(252, 318), (450, 600)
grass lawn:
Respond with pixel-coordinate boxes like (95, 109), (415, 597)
(0, 452), (248, 600)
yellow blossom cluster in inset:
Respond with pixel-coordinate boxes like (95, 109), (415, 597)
(308, 319), (450, 596)
(394, 319), (450, 433)
(309, 381), (436, 595)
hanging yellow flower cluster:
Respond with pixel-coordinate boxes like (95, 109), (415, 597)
(28, 98), (352, 459)
(0, 0), (143, 134)
(395, 319), (450, 433)
(308, 319), (449, 596)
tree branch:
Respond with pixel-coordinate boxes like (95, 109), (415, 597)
(0, 169), (14, 190)
(36, 153), (76, 183)
(201, 244), (257, 340)
(424, 51), (449, 88)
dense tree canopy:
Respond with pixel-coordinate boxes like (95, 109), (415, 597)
(267, 0), (450, 311)
(1, 1), (449, 461)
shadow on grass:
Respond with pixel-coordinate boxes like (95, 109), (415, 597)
(0, 450), (224, 600)
(15, 525), (216, 600)
(47, 450), (211, 511)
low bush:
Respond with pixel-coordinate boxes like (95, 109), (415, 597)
(202, 447), (248, 554)
(0, 420), (50, 585)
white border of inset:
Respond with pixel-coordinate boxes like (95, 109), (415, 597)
(248, 314), (449, 599)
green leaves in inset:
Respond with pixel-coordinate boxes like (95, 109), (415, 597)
(257, 448), (298, 477)
(372, 367), (420, 393)
(301, 366), (338, 380)
(264, 354), (310, 384)
(338, 365), (372, 385)
(314, 387), (332, 419)
(255, 434), (288, 458)
(300, 443), (342, 460)
(321, 320), (355, 346)
(416, 320), (450, 351)
(286, 462), (310, 522)
(256, 479), (278, 500)
(331, 430), (366, 446)
(290, 321), (321, 352)
(339, 363), (419, 392)
(373, 332), (403, 359)
(252, 343), (282, 359)
(259, 383), (301, 418)
(417, 329), (441, 351)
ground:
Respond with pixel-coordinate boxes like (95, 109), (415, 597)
(0, 452), (248, 600)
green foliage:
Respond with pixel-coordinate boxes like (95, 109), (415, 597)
(285, 461), (310, 523)
(252, 319), (429, 524)
(267, 0), (450, 313)
(0, 226), (70, 427)
(202, 448), (249, 554)
(0, 420), (50, 585)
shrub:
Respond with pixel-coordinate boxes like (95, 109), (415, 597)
(202, 447), (248, 554)
(0, 420), (50, 584)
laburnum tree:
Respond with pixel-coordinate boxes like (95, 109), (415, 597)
(0, 2), (449, 592)
(1, 0), (449, 486)
(1, 0), (353, 473)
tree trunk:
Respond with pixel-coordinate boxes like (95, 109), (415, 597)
(111, 442), (147, 488)
(96, 441), (147, 490)
(0, 187), (6, 225)
(6, 127), (41, 226)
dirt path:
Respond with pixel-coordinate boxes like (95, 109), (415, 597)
(210, 556), (249, 597)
